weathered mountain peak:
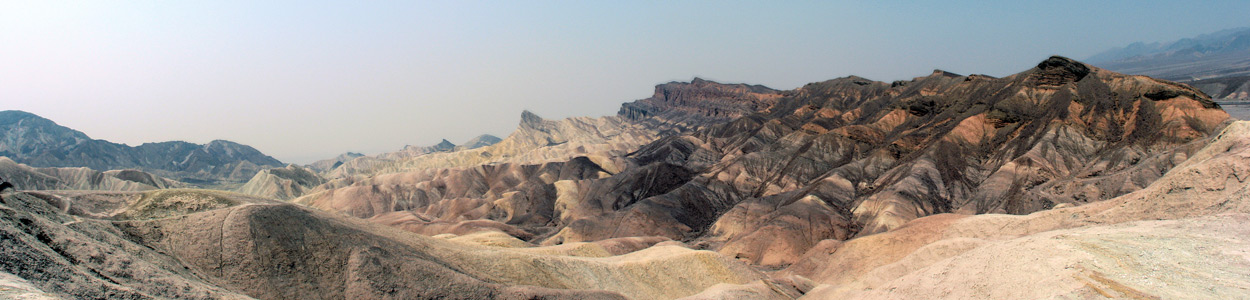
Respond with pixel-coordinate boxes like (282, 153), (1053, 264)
(1028, 55), (1092, 87)
(520, 110), (546, 128)
(433, 139), (455, 150)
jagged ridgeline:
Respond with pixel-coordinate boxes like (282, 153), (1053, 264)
(294, 56), (1228, 267)
(549, 56), (1228, 264)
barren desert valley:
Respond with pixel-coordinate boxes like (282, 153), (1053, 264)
(4, 4), (1250, 300)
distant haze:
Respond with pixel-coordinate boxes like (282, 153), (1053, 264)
(2, 1), (1248, 164)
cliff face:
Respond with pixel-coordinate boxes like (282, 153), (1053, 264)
(618, 78), (782, 130)
(0, 111), (283, 184)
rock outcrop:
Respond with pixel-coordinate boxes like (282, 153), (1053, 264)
(619, 78), (782, 131)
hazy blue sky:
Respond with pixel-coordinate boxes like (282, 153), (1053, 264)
(3, 1), (1249, 163)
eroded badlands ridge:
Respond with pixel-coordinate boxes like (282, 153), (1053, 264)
(2, 56), (1246, 299)
(298, 56), (1228, 269)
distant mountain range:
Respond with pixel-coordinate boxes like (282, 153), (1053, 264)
(0, 110), (283, 185)
(1087, 27), (1250, 65)
(1088, 27), (1250, 100)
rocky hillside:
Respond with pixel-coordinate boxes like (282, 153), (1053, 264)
(235, 164), (326, 200)
(2, 117), (1248, 299)
(316, 111), (658, 180)
(777, 120), (1250, 299)
(3, 102), (1248, 300)
(0, 187), (771, 299)
(549, 56), (1228, 265)
(289, 79), (788, 209)
(1, 56), (1248, 299)
(0, 111), (284, 184)
(296, 56), (1228, 270)
(314, 78), (775, 179)
(245, 135), (499, 200)
(323, 139), (459, 178)
(0, 157), (185, 191)
(305, 151), (364, 173)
